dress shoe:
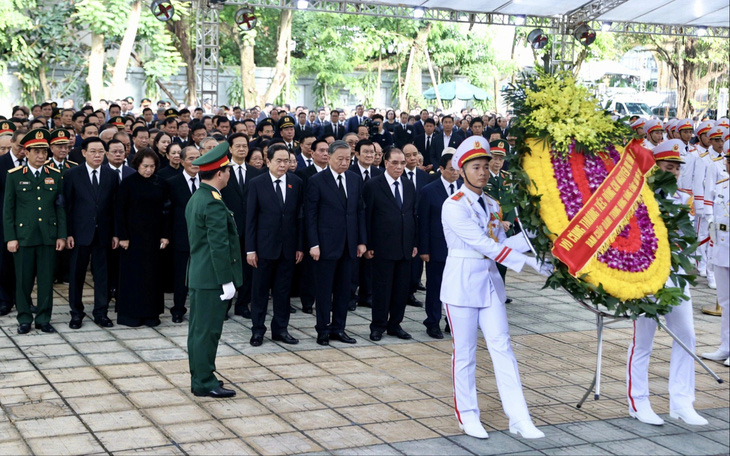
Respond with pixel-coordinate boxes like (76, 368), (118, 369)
(427, 327), (444, 339)
(35, 323), (56, 333)
(272, 333), (299, 345)
(459, 422), (489, 439)
(316, 334), (329, 346)
(94, 316), (114, 328)
(407, 295), (423, 307)
(670, 407), (708, 426)
(417, 281), (426, 291)
(348, 300), (357, 311)
(193, 386), (236, 398)
(0, 304), (11, 316)
(387, 328), (412, 340)
(444, 322), (450, 334)
(629, 406), (664, 425)
(302, 306), (313, 314)
(234, 308), (251, 319)
(330, 331), (357, 344)
(250, 334), (264, 347)
(17, 323), (31, 334)
(701, 349), (730, 361)
(190, 380), (225, 394)
(505, 298), (513, 304)
(509, 420), (545, 439)
(69, 318), (83, 329)
(172, 315), (184, 323)
(369, 330), (383, 341)
(290, 305), (297, 314)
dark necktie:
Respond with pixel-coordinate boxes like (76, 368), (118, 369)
(190, 177), (196, 194)
(364, 169), (370, 182)
(333, 124), (338, 137)
(117, 168), (122, 182)
(287, 143), (292, 152)
(477, 196), (486, 213)
(337, 175), (346, 199)
(17, 158), (24, 167)
(408, 171), (414, 184)
(426, 136), (431, 151)
(91, 169), (99, 195)
(275, 179), (284, 207)
(393, 181), (402, 209)
(34, 170), (39, 179)
(306, 158), (312, 167)
(449, 183), (454, 195)
(238, 166), (245, 191)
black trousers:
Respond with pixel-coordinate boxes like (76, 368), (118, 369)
(69, 234), (109, 320)
(107, 247), (119, 303)
(351, 256), (373, 304)
(0, 244), (16, 308)
(172, 248), (189, 317)
(233, 235), (253, 313)
(409, 256), (424, 295)
(314, 253), (352, 335)
(251, 256), (294, 336)
(371, 257), (411, 333)
(298, 254), (316, 310)
(423, 260), (445, 329)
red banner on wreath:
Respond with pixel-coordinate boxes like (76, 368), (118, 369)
(551, 139), (657, 276)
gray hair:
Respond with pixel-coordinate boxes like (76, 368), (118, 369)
(200, 137), (218, 150)
(328, 140), (350, 155)
(180, 145), (198, 161)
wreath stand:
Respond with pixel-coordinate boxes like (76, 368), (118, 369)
(574, 299), (724, 409)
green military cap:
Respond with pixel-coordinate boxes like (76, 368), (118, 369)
(0, 120), (17, 137)
(49, 128), (71, 145)
(164, 108), (179, 118)
(193, 141), (231, 171)
(22, 128), (51, 149)
(489, 139), (508, 157)
(277, 115), (295, 130)
(52, 107), (61, 119)
(110, 116), (125, 129)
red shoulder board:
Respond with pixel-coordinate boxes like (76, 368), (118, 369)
(451, 191), (464, 201)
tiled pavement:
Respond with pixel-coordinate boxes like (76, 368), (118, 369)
(0, 269), (727, 455)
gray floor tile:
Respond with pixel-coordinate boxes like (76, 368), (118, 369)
(393, 437), (473, 455)
(448, 432), (532, 456)
(554, 421), (626, 443)
(595, 438), (679, 455)
(647, 433), (729, 455)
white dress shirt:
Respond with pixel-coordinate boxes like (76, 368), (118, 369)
(27, 163), (41, 177)
(384, 172), (403, 201)
(85, 163), (102, 185)
(441, 175), (459, 195)
(183, 170), (199, 194)
(357, 163), (372, 181)
(270, 171), (287, 203)
(405, 166), (418, 188)
(108, 163), (124, 181)
(232, 162), (247, 186)
(330, 167), (347, 197)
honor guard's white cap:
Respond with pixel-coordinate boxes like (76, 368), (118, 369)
(653, 139), (685, 164)
(630, 118), (646, 131)
(645, 119), (663, 134)
(695, 120), (714, 137)
(452, 135), (491, 171)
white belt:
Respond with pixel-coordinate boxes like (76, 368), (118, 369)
(448, 248), (487, 259)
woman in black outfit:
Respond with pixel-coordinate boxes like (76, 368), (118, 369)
(115, 148), (172, 327)
(157, 142), (183, 179)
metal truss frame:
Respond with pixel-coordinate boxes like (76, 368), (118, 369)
(194, 0), (222, 107)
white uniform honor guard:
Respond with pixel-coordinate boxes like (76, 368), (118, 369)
(626, 139), (708, 427)
(701, 140), (730, 366)
(440, 136), (551, 440)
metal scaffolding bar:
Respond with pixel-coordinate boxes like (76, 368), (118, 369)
(194, 0), (221, 108)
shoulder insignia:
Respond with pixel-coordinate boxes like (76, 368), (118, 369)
(212, 191), (222, 201)
(501, 170), (511, 176)
(713, 156), (723, 162)
(67, 160), (77, 166)
(8, 165), (22, 174)
(700, 151), (709, 158)
(451, 191), (464, 201)
(47, 166), (60, 173)
(484, 193), (501, 206)
(717, 177), (729, 185)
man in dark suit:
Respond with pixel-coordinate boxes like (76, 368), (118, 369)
(295, 133), (317, 171)
(221, 133), (262, 318)
(417, 152), (461, 339)
(363, 147), (418, 341)
(294, 112), (313, 142)
(412, 109), (430, 138)
(0, 126), (25, 315)
(393, 112), (414, 149)
(348, 139), (382, 310)
(414, 118), (438, 169)
(466, 117), (487, 140)
(246, 144), (304, 346)
(319, 110), (345, 141)
(439, 115), (464, 155)
(64, 137), (119, 329)
(305, 140), (366, 346)
(402, 144), (430, 307)
(167, 146), (201, 322)
(346, 105), (366, 134)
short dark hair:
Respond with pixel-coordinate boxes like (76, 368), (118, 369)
(107, 138), (124, 150)
(424, 118), (436, 126)
(245, 148), (264, 165)
(214, 115), (229, 126)
(72, 111), (86, 122)
(179, 108), (190, 116)
(108, 103), (121, 111)
(82, 137), (106, 151)
(243, 118), (255, 125)
(441, 115), (454, 122)
(300, 131), (316, 142)
(312, 139), (328, 151)
(267, 143), (288, 160)
(190, 123), (207, 135)
(227, 132), (249, 147)
(132, 126), (149, 137)
(81, 123), (97, 135)
(355, 139), (374, 153)
(470, 118), (483, 127)
(439, 153), (453, 169)
(383, 146), (404, 162)
(163, 117), (178, 127)
(371, 114), (384, 122)
(131, 147), (160, 170)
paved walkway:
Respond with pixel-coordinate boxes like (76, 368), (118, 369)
(0, 270), (727, 455)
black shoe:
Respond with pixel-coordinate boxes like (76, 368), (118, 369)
(330, 331), (357, 344)
(0, 304), (11, 316)
(193, 386), (236, 398)
(358, 300), (372, 308)
(191, 380), (225, 394)
(69, 317), (83, 329)
(234, 308), (251, 319)
(224, 313), (229, 321)
(302, 307), (313, 314)
(348, 301), (357, 311)
(369, 330), (383, 341)
(417, 281), (426, 291)
(94, 316), (114, 328)
(250, 334), (264, 347)
(272, 333), (299, 345)
(144, 318), (161, 327)
(505, 298), (513, 304)
(387, 327), (412, 340)
(316, 334), (329, 346)
(444, 323), (450, 334)
(17, 323), (31, 334)
(426, 327), (444, 339)
(35, 323), (56, 333)
(407, 296), (423, 307)
(172, 315), (184, 323)
(290, 305), (297, 314)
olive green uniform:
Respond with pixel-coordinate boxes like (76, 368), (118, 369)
(45, 158), (77, 174)
(3, 165), (66, 325)
(185, 182), (243, 394)
(485, 170), (515, 283)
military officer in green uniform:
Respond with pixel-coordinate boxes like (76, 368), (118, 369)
(46, 128), (78, 174)
(3, 129), (66, 334)
(186, 141), (243, 398)
(485, 139), (516, 300)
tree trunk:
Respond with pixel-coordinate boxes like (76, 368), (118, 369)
(400, 45), (414, 111)
(424, 47), (442, 110)
(166, 18), (196, 106)
(110, 0), (142, 98)
(87, 31), (105, 107)
(262, 10), (293, 106)
(38, 64), (51, 100)
(240, 32), (258, 108)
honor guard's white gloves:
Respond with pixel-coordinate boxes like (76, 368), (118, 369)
(525, 257), (553, 277)
(220, 282), (236, 301)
